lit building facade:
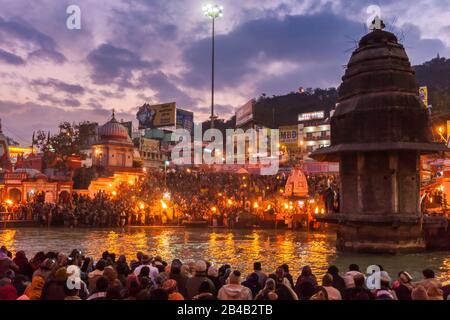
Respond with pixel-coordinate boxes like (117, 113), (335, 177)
(298, 110), (331, 157)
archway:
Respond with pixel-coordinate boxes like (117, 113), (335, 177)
(8, 188), (22, 203)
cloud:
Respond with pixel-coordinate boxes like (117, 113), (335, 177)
(138, 71), (197, 107)
(0, 16), (66, 64)
(86, 43), (161, 85)
(0, 48), (25, 65)
(31, 78), (85, 95)
(181, 12), (363, 90)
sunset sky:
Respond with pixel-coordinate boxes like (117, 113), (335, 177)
(1, 0), (450, 145)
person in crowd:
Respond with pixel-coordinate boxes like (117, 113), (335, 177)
(40, 267), (68, 300)
(192, 280), (217, 300)
(344, 264), (364, 289)
(88, 259), (106, 292)
(374, 275), (397, 300)
(294, 266), (317, 299)
(322, 273), (342, 300)
(87, 276), (108, 300)
(253, 262), (268, 288)
(411, 285), (429, 300)
(169, 259), (188, 297)
(280, 264), (294, 288)
(272, 270), (299, 300)
(163, 279), (184, 300)
(186, 260), (215, 299)
(415, 269), (442, 291)
(207, 266), (222, 292)
(22, 275), (45, 300)
(13, 251), (33, 280)
(241, 272), (262, 297)
(218, 270), (253, 300)
(0, 250), (19, 280)
(327, 265), (346, 295)
(344, 273), (373, 300)
(254, 278), (278, 300)
(392, 271), (414, 300)
(133, 255), (158, 285)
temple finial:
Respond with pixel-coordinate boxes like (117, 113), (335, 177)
(0, 118), (2, 133)
(112, 109), (116, 121)
(370, 16), (385, 31)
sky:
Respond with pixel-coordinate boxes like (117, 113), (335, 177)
(0, 0), (450, 145)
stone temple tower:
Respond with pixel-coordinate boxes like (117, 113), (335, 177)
(311, 27), (448, 253)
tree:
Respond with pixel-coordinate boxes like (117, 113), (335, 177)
(33, 122), (81, 175)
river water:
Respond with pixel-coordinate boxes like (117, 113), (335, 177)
(1, 227), (449, 282)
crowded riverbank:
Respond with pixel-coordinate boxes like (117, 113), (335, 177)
(0, 241), (449, 301)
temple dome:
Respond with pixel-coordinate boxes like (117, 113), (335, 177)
(98, 112), (130, 141)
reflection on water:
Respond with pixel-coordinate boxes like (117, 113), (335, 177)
(0, 227), (449, 282)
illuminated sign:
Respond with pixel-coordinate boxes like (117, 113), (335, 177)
(298, 111), (325, 122)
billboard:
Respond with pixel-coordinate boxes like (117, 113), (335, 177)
(236, 99), (255, 127)
(176, 109), (194, 135)
(137, 102), (176, 129)
(298, 111), (325, 122)
(279, 125), (299, 149)
(419, 86), (428, 107)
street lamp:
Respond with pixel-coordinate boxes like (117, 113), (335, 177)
(203, 3), (223, 129)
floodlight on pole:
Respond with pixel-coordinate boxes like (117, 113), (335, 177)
(202, 4), (223, 129)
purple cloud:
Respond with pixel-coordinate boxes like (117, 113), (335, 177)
(0, 48), (25, 65)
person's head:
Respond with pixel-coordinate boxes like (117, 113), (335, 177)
(95, 276), (109, 293)
(125, 276), (141, 297)
(136, 251), (144, 261)
(327, 265), (339, 275)
(253, 262), (262, 271)
(281, 264), (289, 274)
(301, 265), (312, 277)
(228, 270), (241, 285)
(349, 264), (359, 272)
(247, 272), (259, 284)
(139, 266), (150, 278)
(194, 260), (207, 275)
(207, 266), (218, 278)
(398, 271), (413, 284)
(171, 259), (182, 274)
(95, 259), (107, 271)
(162, 279), (177, 294)
(149, 288), (169, 300)
(101, 251), (110, 260)
(322, 273), (333, 287)
(422, 269), (435, 279)
(103, 266), (118, 282)
(264, 278), (276, 291)
(354, 274), (365, 288)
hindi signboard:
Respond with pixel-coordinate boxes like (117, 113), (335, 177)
(419, 86), (428, 107)
(137, 102), (176, 129)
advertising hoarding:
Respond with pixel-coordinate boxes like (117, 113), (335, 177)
(137, 102), (176, 129)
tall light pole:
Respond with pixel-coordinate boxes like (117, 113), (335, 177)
(203, 4), (223, 129)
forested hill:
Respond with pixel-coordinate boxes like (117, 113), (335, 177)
(414, 55), (450, 123)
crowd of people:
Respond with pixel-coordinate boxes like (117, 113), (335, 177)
(1, 169), (339, 228)
(0, 246), (448, 301)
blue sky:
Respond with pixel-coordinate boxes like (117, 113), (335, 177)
(0, 0), (449, 144)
